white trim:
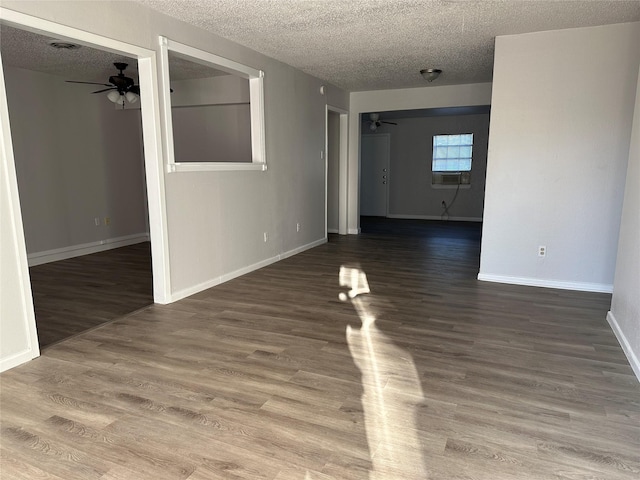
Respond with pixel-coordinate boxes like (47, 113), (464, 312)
(162, 38), (262, 78)
(339, 110), (349, 235)
(387, 214), (483, 222)
(607, 311), (640, 383)
(327, 228), (339, 234)
(169, 162), (267, 173)
(0, 8), (172, 306)
(0, 348), (38, 373)
(348, 228), (361, 235)
(0, 9), (153, 58)
(137, 55), (172, 304)
(280, 238), (327, 260)
(477, 273), (613, 293)
(27, 234), (150, 267)
(326, 105), (349, 236)
(170, 238), (327, 302)
(159, 36), (266, 171)
(0, 44), (40, 370)
(325, 106), (329, 239)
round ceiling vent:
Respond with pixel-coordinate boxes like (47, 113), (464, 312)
(47, 40), (81, 50)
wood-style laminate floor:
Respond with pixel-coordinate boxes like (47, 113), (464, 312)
(2, 219), (639, 480)
(28, 242), (153, 348)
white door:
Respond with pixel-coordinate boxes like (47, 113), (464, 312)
(360, 134), (390, 217)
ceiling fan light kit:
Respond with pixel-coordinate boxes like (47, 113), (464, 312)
(420, 68), (442, 82)
(107, 90), (123, 104)
(67, 62), (140, 108)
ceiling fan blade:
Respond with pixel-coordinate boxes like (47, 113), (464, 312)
(128, 85), (140, 95)
(381, 121), (398, 125)
(91, 87), (117, 94)
(66, 80), (113, 87)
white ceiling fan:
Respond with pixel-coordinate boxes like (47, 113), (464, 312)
(367, 113), (397, 131)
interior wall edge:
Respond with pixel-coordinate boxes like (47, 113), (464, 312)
(477, 273), (613, 294)
(27, 233), (150, 267)
(0, 348), (36, 373)
(607, 311), (640, 383)
(169, 237), (326, 302)
(386, 214), (483, 222)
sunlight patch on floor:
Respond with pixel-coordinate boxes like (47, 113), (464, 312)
(339, 265), (428, 479)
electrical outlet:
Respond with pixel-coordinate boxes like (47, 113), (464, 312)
(94, 217), (100, 226)
(263, 232), (268, 242)
(296, 223), (301, 232)
(538, 245), (546, 257)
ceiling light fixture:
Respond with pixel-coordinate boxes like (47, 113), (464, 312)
(106, 90), (139, 107)
(48, 40), (81, 50)
(420, 68), (442, 82)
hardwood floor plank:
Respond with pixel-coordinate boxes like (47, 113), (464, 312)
(2, 219), (639, 479)
(29, 242), (153, 348)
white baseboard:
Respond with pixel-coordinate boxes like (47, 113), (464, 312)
(348, 228), (360, 235)
(170, 237), (328, 302)
(0, 347), (39, 373)
(27, 233), (150, 267)
(477, 273), (613, 294)
(386, 214), (483, 222)
(607, 311), (640, 383)
(327, 228), (339, 234)
(280, 237), (327, 260)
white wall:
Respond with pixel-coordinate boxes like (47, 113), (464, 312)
(608, 62), (640, 381)
(363, 113), (490, 221)
(4, 66), (148, 264)
(479, 22), (640, 293)
(0, 0), (350, 370)
(348, 83), (492, 233)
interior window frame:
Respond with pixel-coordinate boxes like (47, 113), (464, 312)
(158, 36), (267, 172)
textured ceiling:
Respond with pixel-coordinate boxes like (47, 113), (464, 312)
(0, 25), (139, 83)
(135, 0), (640, 91)
(0, 25), (227, 84)
(1, 1), (639, 91)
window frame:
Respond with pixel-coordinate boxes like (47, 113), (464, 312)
(158, 36), (267, 172)
(431, 133), (474, 174)
(431, 133), (473, 188)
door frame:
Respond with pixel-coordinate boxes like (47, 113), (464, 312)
(0, 9), (171, 367)
(326, 105), (349, 235)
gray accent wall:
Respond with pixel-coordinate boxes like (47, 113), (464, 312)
(362, 113), (490, 220)
(0, 0), (349, 371)
(5, 66), (148, 256)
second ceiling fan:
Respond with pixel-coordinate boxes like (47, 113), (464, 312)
(368, 113), (397, 131)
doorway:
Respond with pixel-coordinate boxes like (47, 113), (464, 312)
(326, 105), (348, 235)
(0, 9), (169, 368)
(0, 26), (153, 348)
(360, 133), (390, 217)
